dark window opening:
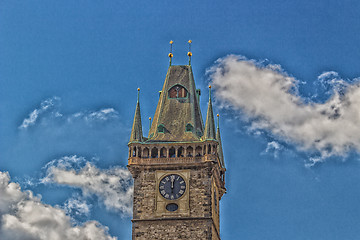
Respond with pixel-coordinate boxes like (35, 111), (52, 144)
(151, 148), (158, 158)
(186, 123), (193, 132)
(158, 124), (165, 133)
(195, 146), (202, 156)
(160, 147), (167, 158)
(186, 146), (193, 157)
(177, 147), (184, 157)
(169, 147), (176, 158)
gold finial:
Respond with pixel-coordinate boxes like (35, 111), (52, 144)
(137, 88), (140, 102)
(188, 40), (192, 65)
(137, 88), (140, 91)
(149, 117), (152, 120)
(217, 114), (219, 117)
(169, 40), (174, 66)
(209, 85), (212, 89)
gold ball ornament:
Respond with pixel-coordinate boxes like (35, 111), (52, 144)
(187, 52), (192, 56)
(168, 53), (173, 58)
(137, 88), (140, 91)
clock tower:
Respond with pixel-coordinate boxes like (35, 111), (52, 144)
(128, 42), (226, 240)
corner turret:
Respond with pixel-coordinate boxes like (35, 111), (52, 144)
(203, 85), (216, 140)
(129, 88), (143, 143)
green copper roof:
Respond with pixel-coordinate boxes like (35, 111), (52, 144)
(129, 92), (143, 142)
(203, 88), (216, 140)
(147, 65), (204, 142)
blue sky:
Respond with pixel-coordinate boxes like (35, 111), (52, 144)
(1, 1), (360, 239)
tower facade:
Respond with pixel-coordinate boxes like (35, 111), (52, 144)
(128, 62), (226, 239)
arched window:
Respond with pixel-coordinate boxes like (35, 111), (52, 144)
(168, 85), (188, 99)
(186, 146), (193, 157)
(151, 147), (158, 158)
(177, 147), (184, 157)
(133, 147), (137, 157)
(169, 147), (176, 158)
(160, 147), (167, 158)
(195, 146), (202, 157)
(143, 147), (149, 158)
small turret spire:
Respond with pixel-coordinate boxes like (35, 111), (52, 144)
(130, 88), (143, 142)
(187, 40), (192, 65)
(216, 114), (225, 168)
(204, 85), (216, 140)
(148, 117), (152, 138)
(168, 40), (174, 66)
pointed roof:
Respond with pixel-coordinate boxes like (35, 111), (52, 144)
(129, 89), (143, 143)
(203, 86), (216, 140)
(216, 115), (225, 168)
(148, 65), (204, 142)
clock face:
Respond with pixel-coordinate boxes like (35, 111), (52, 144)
(159, 174), (186, 200)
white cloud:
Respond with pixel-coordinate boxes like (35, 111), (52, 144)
(208, 55), (360, 159)
(70, 108), (120, 122)
(0, 171), (116, 240)
(63, 194), (91, 218)
(264, 141), (283, 158)
(42, 155), (133, 216)
(19, 98), (120, 129)
(19, 96), (60, 129)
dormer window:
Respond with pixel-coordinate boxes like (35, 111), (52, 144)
(168, 85), (188, 99)
(185, 123), (193, 132)
(157, 124), (165, 133)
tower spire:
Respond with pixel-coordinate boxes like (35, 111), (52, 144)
(203, 85), (216, 140)
(168, 40), (174, 66)
(216, 114), (225, 168)
(187, 40), (192, 65)
(129, 88), (143, 142)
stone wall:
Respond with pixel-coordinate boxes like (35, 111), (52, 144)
(130, 163), (220, 239)
(132, 219), (212, 240)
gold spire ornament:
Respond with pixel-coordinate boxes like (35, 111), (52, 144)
(169, 40), (174, 66)
(188, 40), (192, 65)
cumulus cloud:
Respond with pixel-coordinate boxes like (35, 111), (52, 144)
(19, 97), (120, 129)
(208, 55), (360, 159)
(0, 171), (116, 240)
(19, 97), (60, 129)
(42, 155), (133, 216)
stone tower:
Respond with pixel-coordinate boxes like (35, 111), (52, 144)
(128, 47), (226, 239)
